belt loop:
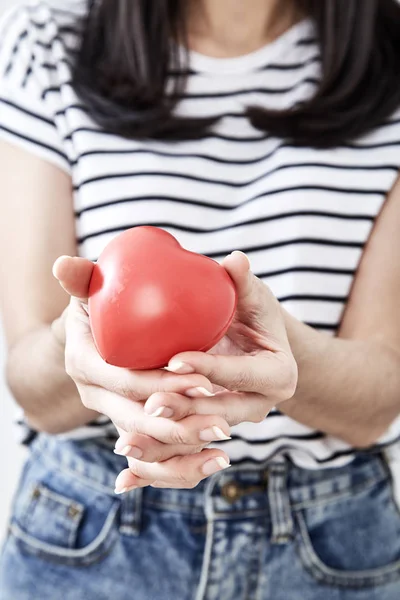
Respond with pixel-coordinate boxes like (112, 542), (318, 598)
(268, 463), (294, 545)
(119, 487), (143, 537)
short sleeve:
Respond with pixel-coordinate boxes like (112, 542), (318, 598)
(0, 4), (71, 174)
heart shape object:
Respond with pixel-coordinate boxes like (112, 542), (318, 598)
(88, 226), (237, 370)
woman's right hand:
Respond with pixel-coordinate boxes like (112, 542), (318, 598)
(52, 256), (231, 469)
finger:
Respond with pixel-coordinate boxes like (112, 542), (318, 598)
(143, 390), (215, 421)
(169, 349), (297, 398)
(99, 366), (215, 403)
(76, 385), (145, 433)
(64, 295), (102, 379)
(222, 251), (253, 301)
(65, 297), (215, 398)
(78, 383), (231, 446)
(166, 350), (275, 394)
(112, 370), (215, 402)
(114, 468), (155, 493)
(164, 251), (295, 393)
(128, 413), (231, 446)
(53, 255), (94, 300)
(144, 391), (212, 422)
(222, 251), (288, 345)
(114, 431), (204, 463)
(144, 390), (274, 426)
(114, 448), (231, 493)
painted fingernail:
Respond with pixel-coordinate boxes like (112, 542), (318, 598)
(199, 426), (231, 442)
(202, 457), (231, 476)
(113, 445), (132, 457)
(148, 406), (174, 418)
(186, 387), (215, 398)
(114, 485), (138, 495)
(165, 360), (194, 374)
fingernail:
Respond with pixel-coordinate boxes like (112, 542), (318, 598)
(165, 360), (194, 374)
(52, 255), (71, 279)
(113, 445), (132, 457)
(114, 485), (138, 495)
(147, 406), (174, 418)
(186, 387), (215, 398)
(125, 446), (143, 459)
(199, 426), (231, 442)
(231, 250), (250, 265)
(202, 457), (231, 476)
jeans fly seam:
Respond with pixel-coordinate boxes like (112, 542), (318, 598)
(195, 475), (219, 600)
(269, 466), (294, 544)
(119, 489), (142, 536)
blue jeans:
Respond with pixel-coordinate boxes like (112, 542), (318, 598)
(1, 435), (400, 600)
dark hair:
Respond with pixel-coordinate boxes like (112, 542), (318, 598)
(71, 0), (400, 147)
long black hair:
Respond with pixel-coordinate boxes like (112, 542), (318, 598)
(71, 0), (400, 147)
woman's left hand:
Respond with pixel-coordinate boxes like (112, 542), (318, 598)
(114, 251), (298, 493)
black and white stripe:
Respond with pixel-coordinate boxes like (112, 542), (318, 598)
(1, 1), (400, 468)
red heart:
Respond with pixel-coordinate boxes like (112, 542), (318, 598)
(88, 227), (237, 370)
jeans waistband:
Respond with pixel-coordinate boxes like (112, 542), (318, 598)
(31, 434), (389, 519)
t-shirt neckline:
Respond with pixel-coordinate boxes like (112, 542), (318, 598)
(186, 18), (315, 74)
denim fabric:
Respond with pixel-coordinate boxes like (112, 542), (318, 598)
(1, 435), (400, 600)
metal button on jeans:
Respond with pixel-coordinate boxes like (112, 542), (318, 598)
(221, 482), (241, 502)
(221, 477), (269, 503)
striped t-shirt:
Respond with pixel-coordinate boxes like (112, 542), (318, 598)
(1, 0), (400, 469)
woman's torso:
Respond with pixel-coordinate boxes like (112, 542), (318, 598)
(1, 0), (400, 468)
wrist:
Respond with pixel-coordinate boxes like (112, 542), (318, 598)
(282, 306), (328, 357)
(280, 307), (331, 405)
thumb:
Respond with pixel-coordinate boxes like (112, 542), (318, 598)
(52, 255), (94, 301)
(222, 251), (286, 342)
(222, 251), (254, 302)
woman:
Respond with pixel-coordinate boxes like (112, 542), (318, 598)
(1, 0), (400, 598)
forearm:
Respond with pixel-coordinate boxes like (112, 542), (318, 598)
(6, 324), (99, 434)
(281, 310), (400, 447)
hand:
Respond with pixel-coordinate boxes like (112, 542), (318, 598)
(52, 256), (231, 490)
(140, 251), (298, 428)
(113, 252), (297, 493)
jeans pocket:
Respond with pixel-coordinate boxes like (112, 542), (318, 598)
(9, 454), (120, 567)
(296, 475), (400, 589)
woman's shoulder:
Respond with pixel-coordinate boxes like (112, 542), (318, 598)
(0, 1), (84, 79)
(0, 0), (86, 37)
(0, 1), (82, 174)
